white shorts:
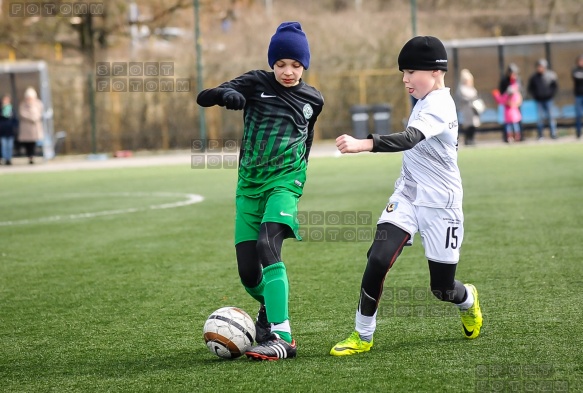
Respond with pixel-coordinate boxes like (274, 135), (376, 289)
(377, 196), (464, 264)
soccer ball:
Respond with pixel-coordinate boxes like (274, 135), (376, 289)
(203, 306), (256, 359)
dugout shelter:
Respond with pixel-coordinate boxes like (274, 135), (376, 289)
(0, 60), (56, 159)
(443, 32), (583, 130)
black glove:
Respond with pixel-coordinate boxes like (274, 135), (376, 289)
(222, 90), (246, 110)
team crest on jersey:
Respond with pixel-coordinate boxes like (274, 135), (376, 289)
(303, 104), (313, 119)
(386, 202), (398, 213)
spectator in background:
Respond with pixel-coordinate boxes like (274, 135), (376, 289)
(527, 59), (558, 140)
(572, 54), (583, 139)
(18, 87), (44, 164)
(456, 69), (481, 146)
(492, 76), (523, 143)
(0, 94), (16, 165)
(498, 63), (522, 142)
(499, 63), (521, 95)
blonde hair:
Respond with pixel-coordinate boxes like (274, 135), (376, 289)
(460, 69), (474, 85)
(24, 87), (38, 99)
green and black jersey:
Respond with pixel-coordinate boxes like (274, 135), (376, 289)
(197, 70), (324, 196)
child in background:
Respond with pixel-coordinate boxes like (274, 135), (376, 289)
(492, 78), (523, 142)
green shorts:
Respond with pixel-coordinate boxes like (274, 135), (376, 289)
(235, 187), (301, 245)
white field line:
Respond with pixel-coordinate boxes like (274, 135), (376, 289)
(0, 192), (204, 226)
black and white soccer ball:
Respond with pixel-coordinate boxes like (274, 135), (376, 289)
(203, 306), (256, 359)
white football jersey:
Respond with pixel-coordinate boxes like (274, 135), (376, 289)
(393, 88), (463, 208)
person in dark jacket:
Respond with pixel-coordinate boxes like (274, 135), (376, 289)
(0, 94), (17, 165)
(527, 59), (558, 140)
(572, 54), (583, 139)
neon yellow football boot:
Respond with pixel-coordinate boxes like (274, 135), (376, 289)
(460, 284), (483, 339)
(330, 331), (373, 356)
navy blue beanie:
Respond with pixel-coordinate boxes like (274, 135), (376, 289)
(268, 22), (311, 70)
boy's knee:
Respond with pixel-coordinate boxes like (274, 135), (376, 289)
(367, 249), (392, 273)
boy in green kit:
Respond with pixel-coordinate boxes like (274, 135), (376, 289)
(197, 21), (324, 360)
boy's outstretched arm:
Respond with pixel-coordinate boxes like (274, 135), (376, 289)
(336, 127), (425, 154)
(336, 134), (373, 153)
(196, 87), (246, 110)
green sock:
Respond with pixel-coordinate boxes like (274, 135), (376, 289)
(243, 276), (265, 304)
(262, 262), (289, 326)
(273, 330), (292, 344)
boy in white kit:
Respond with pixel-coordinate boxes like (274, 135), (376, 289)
(331, 36), (483, 356)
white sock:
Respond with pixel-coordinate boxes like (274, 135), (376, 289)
(457, 285), (474, 310)
(271, 320), (291, 334)
(355, 310), (377, 342)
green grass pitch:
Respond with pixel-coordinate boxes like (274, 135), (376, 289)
(1, 142), (582, 392)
